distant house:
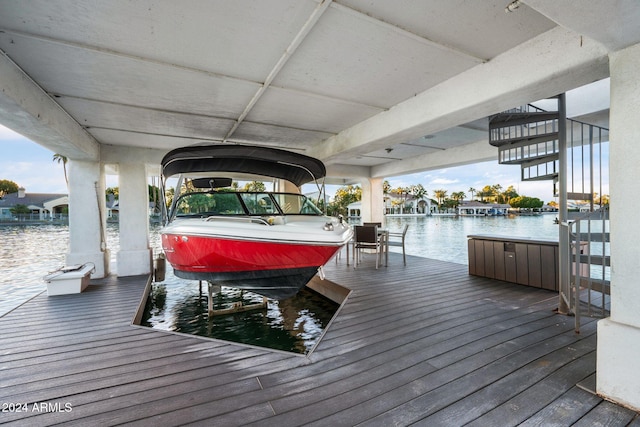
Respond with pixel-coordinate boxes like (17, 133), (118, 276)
(457, 200), (510, 216)
(347, 194), (431, 219)
(0, 187), (68, 221)
(384, 193), (431, 215)
(347, 201), (361, 220)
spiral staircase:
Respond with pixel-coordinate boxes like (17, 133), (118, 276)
(489, 95), (610, 332)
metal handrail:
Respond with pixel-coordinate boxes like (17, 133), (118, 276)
(561, 205), (610, 332)
(205, 215), (273, 226)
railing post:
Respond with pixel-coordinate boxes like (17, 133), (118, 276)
(557, 93), (571, 315)
(574, 221), (581, 332)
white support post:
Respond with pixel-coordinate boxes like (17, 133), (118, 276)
(360, 177), (385, 225)
(116, 162), (152, 276)
(277, 179), (300, 194)
(597, 42), (640, 411)
(66, 160), (110, 278)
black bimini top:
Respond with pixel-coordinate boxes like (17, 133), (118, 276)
(161, 145), (326, 187)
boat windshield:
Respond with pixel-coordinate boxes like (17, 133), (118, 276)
(174, 192), (245, 218)
(270, 193), (322, 215)
(173, 192), (322, 218)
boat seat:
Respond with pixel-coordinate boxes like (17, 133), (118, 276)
(386, 224), (409, 265)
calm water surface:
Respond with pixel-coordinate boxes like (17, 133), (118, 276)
(0, 223), (124, 315)
(385, 213), (560, 263)
(141, 278), (339, 354)
(0, 215), (560, 316)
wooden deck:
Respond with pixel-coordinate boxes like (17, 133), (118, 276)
(1, 252), (638, 426)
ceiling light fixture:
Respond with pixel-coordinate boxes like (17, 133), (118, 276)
(505, 0), (521, 12)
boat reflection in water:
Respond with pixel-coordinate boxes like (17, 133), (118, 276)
(140, 273), (339, 354)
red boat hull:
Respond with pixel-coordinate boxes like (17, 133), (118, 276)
(162, 233), (340, 273)
(162, 233), (341, 299)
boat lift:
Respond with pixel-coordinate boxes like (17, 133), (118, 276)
(202, 281), (268, 317)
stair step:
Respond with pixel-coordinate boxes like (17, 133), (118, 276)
(500, 150), (558, 166)
(576, 232), (610, 242)
(576, 276), (610, 294)
(575, 254), (610, 267)
(567, 192), (593, 201)
(489, 111), (559, 128)
(567, 211), (609, 220)
(521, 154), (560, 168)
(521, 173), (558, 182)
(490, 131), (559, 148)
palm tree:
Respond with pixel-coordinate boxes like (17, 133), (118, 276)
(383, 180), (392, 195)
(451, 191), (466, 208)
(410, 184), (428, 201)
(433, 189), (448, 211)
(468, 187), (476, 201)
(480, 185), (495, 202)
(491, 184), (503, 203)
(501, 185), (519, 204)
(52, 153), (68, 187)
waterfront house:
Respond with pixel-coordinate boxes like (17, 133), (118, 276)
(0, 187), (67, 221)
(457, 200), (510, 216)
(384, 193), (430, 216)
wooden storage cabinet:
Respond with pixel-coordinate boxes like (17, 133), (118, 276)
(468, 235), (559, 291)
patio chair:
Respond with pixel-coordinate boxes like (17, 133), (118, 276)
(386, 224), (409, 265)
(363, 222), (382, 227)
(353, 225), (382, 269)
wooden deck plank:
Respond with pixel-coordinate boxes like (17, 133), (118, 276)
(353, 329), (597, 426)
(465, 351), (598, 426)
(1, 252), (637, 426)
(572, 400), (638, 427)
(260, 309), (562, 392)
(519, 386), (605, 427)
(249, 315), (598, 426)
(419, 336), (598, 425)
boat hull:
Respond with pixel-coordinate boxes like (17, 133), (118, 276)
(162, 232), (344, 299)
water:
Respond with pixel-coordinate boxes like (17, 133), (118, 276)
(140, 277), (339, 354)
(384, 214), (561, 263)
(0, 215), (562, 317)
(0, 223), (124, 316)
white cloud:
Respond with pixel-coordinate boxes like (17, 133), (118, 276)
(430, 178), (459, 185)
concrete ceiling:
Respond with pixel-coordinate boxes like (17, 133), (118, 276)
(0, 0), (637, 183)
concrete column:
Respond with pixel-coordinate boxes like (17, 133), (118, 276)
(66, 160), (110, 278)
(360, 177), (384, 224)
(597, 42), (640, 411)
(116, 162), (152, 276)
(277, 179), (300, 194)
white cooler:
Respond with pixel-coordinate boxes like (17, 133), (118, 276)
(43, 264), (95, 296)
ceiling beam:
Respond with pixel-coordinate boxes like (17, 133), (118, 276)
(0, 50), (99, 160)
(308, 26), (609, 169)
(223, 0), (333, 142)
(372, 139), (496, 178)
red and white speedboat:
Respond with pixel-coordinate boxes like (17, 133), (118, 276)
(160, 145), (353, 299)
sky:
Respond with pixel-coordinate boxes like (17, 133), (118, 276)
(381, 162), (557, 203)
(1, 123), (562, 203)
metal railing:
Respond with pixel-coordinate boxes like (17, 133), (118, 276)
(491, 97), (610, 333)
(559, 205), (610, 333)
(565, 119), (610, 203)
(0, 214), (69, 224)
(490, 103), (559, 147)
